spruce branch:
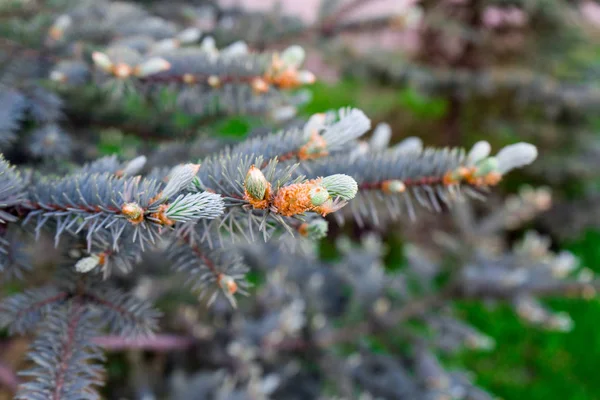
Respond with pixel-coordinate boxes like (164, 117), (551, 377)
(304, 140), (537, 223)
(20, 170), (224, 249)
(82, 289), (161, 337)
(15, 303), (105, 400)
(0, 154), (26, 223)
(169, 232), (250, 307)
(0, 287), (69, 334)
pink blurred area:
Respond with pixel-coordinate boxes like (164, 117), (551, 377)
(218, 0), (414, 24)
(218, 0), (422, 82)
(219, 0), (421, 54)
(216, 0), (600, 83)
(581, 1), (600, 26)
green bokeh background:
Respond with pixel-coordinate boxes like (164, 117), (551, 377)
(307, 80), (600, 400)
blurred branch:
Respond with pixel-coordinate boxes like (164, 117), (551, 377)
(272, 279), (600, 350)
(92, 334), (195, 351)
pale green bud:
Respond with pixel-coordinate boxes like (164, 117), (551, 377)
(473, 157), (499, 177)
(321, 174), (358, 200)
(244, 165), (269, 200)
(309, 185), (330, 206)
(302, 219), (329, 240)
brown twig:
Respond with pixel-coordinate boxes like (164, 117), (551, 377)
(0, 362), (19, 392)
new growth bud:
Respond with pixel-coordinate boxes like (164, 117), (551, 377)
(281, 45), (306, 69)
(92, 52), (114, 73)
(121, 202), (145, 224)
(298, 219), (329, 240)
(299, 131), (328, 160)
(161, 163), (201, 201)
(217, 273), (239, 308)
(134, 57), (171, 77)
(472, 157), (499, 177)
(207, 75), (221, 88)
(75, 254), (101, 273)
(309, 185), (330, 206)
(381, 180), (406, 193)
(119, 155), (147, 177)
(251, 77), (270, 94)
(264, 45), (315, 89)
(320, 174), (358, 200)
(496, 142), (538, 174)
(244, 166), (269, 201)
(466, 141), (491, 166)
(244, 166), (272, 209)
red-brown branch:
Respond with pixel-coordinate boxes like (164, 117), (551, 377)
(14, 292), (69, 321)
(180, 234), (220, 277)
(52, 300), (83, 400)
(359, 176), (447, 191)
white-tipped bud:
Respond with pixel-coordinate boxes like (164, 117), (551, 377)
(309, 185), (330, 206)
(496, 142), (538, 174)
(303, 113), (327, 137)
(221, 41), (248, 57)
(121, 155), (147, 176)
(135, 57), (171, 77)
(75, 255), (101, 273)
(297, 70), (316, 84)
(244, 165), (269, 200)
(177, 27), (202, 44)
(161, 163), (201, 201)
(165, 192), (224, 222)
(92, 51), (113, 72)
(281, 45), (306, 68)
(467, 141), (491, 166)
(369, 123), (392, 151)
(321, 174), (358, 200)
